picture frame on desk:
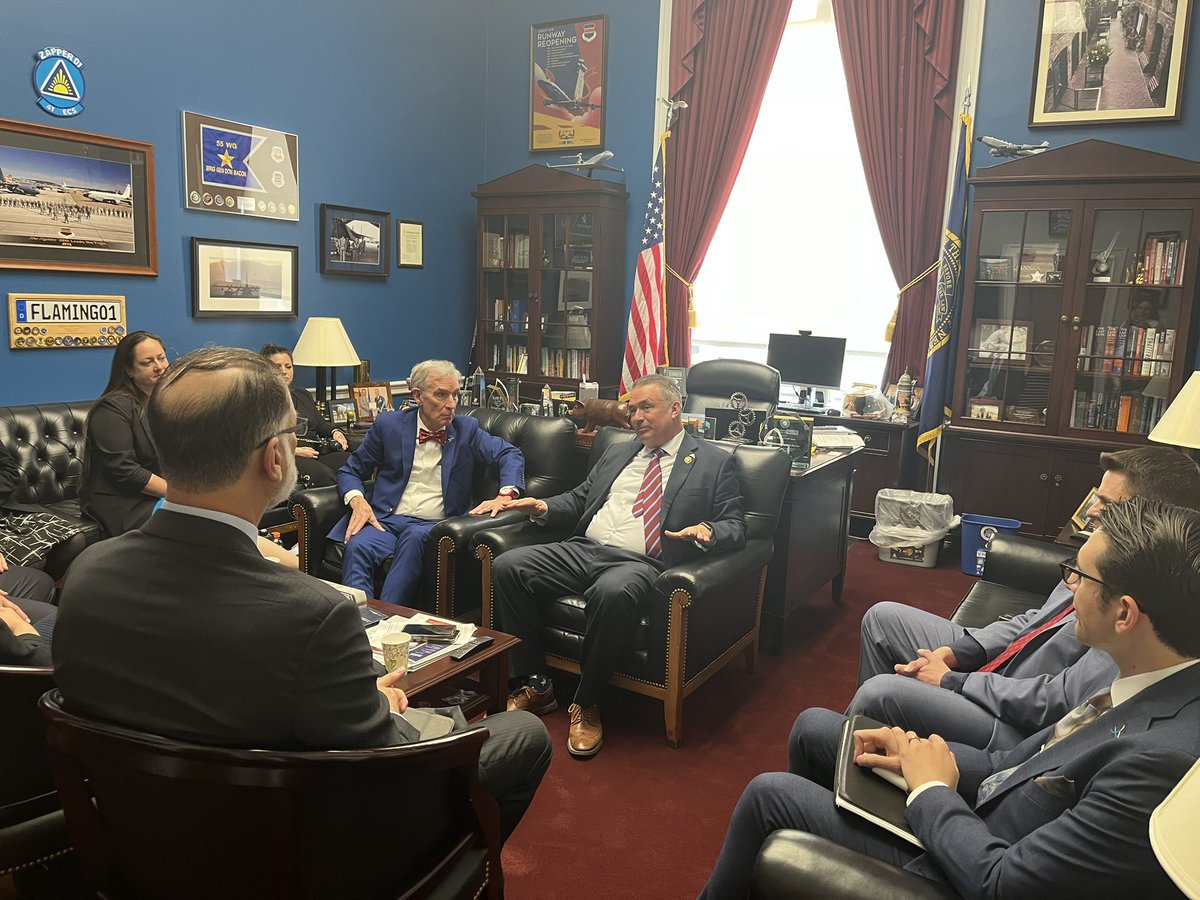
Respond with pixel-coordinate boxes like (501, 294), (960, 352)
(330, 402), (354, 425)
(350, 382), (393, 423)
(1071, 487), (1100, 531)
(0, 117), (156, 275)
(967, 398), (1003, 421)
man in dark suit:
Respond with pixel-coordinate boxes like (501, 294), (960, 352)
(700, 497), (1200, 898)
(851, 445), (1200, 750)
(493, 373), (745, 757)
(53, 348), (551, 843)
(330, 359), (524, 604)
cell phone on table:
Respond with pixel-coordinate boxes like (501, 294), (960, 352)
(403, 622), (459, 643)
(360, 608), (391, 628)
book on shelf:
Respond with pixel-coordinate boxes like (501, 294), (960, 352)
(1141, 234), (1187, 285)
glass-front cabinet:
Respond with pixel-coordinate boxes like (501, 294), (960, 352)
(954, 142), (1199, 446)
(472, 166), (627, 401)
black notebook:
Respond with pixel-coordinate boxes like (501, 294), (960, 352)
(834, 714), (925, 849)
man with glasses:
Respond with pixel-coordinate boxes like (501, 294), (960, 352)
(701, 498), (1200, 898)
(330, 359), (524, 604)
(54, 348), (551, 843)
(849, 445), (1200, 750)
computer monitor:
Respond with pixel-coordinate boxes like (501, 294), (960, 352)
(766, 333), (846, 406)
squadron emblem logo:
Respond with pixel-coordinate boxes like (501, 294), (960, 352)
(33, 48), (85, 117)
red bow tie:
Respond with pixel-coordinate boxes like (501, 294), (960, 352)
(418, 427), (448, 446)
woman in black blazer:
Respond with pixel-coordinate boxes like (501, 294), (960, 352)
(80, 331), (169, 538)
(260, 344), (350, 488)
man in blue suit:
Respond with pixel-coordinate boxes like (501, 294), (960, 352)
(851, 445), (1200, 750)
(700, 497), (1200, 899)
(331, 360), (524, 604)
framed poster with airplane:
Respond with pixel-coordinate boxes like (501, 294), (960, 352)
(530, 14), (608, 152)
(0, 117), (156, 275)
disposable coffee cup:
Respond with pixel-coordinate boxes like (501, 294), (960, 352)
(381, 631), (411, 674)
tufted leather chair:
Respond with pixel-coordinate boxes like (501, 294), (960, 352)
(476, 426), (792, 746)
(683, 359), (781, 417)
(0, 402), (102, 567)
(293, 408), (582, 621)
(949, 533), (1067, 628)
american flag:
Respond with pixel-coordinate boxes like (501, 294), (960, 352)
(619, 144), (667, 396)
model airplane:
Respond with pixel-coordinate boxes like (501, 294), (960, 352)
(545, 150), (623, 177)
(977, 135), (1050, 158)
(0, 167), (40, 196)
(85, 183), (132, 205)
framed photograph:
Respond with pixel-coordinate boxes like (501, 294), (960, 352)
(1071, 487), (1100, 531)
(350, 382), (393, 423)
(1018, 242), (1062, 282)
(530, 15), (608, 152)
(681, 414), (715, 440)
(192, 238), (297, 318)
(558, 270), (593, 310)
(1030, 0), (1192, 126)
(0, 117), (156, 275)
(320, 204), (389, 277)
(978, 257), (1013, 281)
(330, 402), (354, 426)
(971, 318), (1034, 365)
(967, 398), (1004, 421)
(396, 219), (423, 269)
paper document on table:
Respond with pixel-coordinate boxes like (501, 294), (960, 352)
(812, 426), (864, 450)
(366, 613), (477, 671)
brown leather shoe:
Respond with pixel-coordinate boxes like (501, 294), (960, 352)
(506, 681), (557, 716)
(567, 704), (602, 757)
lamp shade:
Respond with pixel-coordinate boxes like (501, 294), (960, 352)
(291, 317), (360, 367)
(1150, 756), (1200, 899)
(1148, 371), (1200, 449)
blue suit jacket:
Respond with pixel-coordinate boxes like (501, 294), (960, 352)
(903, 662), (1200, 898)
(543, 431), (745, 567)
(329, 408), (524, 542)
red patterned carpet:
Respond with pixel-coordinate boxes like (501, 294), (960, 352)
(500, 538), (974, 899)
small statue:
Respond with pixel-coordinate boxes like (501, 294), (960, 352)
(568, 398), (632, 434)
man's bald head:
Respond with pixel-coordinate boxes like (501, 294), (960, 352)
(147, 347), (293, 493)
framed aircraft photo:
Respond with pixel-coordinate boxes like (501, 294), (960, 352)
(320, 204), (389, 277)
(192, 237), (298, 318)
(0, 117), (156, 275)
(530, 14), (608, 152)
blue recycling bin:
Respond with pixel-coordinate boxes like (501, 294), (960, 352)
(960, 514), (1022, 576)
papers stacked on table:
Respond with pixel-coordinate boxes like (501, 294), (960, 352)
(366, 612), (477, 671)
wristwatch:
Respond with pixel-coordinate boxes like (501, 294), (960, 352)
(498, 487), (519, 499)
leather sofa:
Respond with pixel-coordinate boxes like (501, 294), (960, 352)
(0, 402), (102, 572)
(949, 533), (1067, 628)
(476, 426), (793, 746)
(292, 408), (580, 620)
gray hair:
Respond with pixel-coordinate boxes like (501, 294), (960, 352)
(147, 347), (293, 493)
(1095, 497), (1200, 658)
(631, 373), (682, 406)
(408, 359), (463, 392)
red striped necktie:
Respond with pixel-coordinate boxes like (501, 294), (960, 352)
(631, 448), (666, 558)
(978, 604), (1075, 673)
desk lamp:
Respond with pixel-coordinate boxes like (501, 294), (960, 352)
(1148, 371), (1200, 449)
(291, 317), (361, 420)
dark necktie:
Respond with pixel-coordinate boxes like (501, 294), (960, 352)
(418, 427), (447, 446)
(631, 448), (666, 558)
(978, 604), (1074, 673)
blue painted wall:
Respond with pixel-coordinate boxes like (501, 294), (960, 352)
(0, 1), (659, 405)
(974, 1), (1200, 171)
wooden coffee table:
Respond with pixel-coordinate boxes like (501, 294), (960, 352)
(369, 601), (517, 720)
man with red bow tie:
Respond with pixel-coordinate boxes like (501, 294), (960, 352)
(331, 359), (524, 604)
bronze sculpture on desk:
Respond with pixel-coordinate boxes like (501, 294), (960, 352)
(568, 398), (632, 434)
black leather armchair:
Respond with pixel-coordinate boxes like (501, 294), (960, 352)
(293, 408), (579, 620)
(0, 665), (71, 886)
(683, 359), (781, 417)
(751, 831), (958, 899)
(949, 533), (1067, 628)
(476, 427), (792, 746)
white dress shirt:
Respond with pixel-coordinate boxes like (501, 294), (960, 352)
(159, 499), (259, 546)
(394, 419), (446, 520)
(585, 429), (686, 555)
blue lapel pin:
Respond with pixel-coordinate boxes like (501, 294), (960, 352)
(1111, 724), (1126, 738)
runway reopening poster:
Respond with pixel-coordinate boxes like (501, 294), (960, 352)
(530, 15), (607, 152)
(182, 111), (299, 221)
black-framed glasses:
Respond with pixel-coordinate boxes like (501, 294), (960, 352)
(257, 418), (307, 447)
(1060, 556), (1110, 590)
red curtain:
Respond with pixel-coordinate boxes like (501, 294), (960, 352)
(832, 0), (962, 385)
(664, 0), (791, 366)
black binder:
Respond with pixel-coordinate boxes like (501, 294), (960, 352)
(834, 714), (925, 848)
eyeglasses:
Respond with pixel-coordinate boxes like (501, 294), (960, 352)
(257, 418), (307, 447)
(1060, 556), (1110, 590)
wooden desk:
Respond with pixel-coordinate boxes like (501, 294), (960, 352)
(369, 601), (518, 718)
(809, 416), (919, 536)
(760, 448), (860, 654)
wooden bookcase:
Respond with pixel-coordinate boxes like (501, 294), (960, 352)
(942, 140), (1199, 537)
(471, 165), (628, 401)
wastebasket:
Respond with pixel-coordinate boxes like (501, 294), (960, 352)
(870, 490), (959, 569)
(960, 514), (1022, 576)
